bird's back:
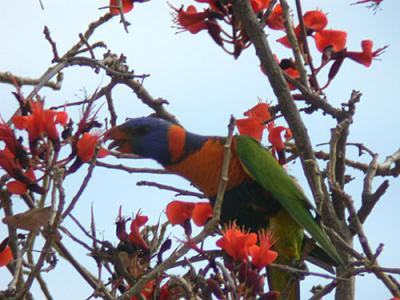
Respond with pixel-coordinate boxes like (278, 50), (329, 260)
(165, 136), (281, 231)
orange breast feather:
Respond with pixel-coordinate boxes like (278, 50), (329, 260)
(166, 138), (248, 197)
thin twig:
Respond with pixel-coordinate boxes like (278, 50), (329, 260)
(118, 77), (178, 124)
(0, 71), (62, 90)
(96, 161), (170, 174)
(43, 26), (60, 62)
(136, 180), (205, 198)
(62, 161), (96, 218)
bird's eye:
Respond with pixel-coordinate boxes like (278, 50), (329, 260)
(134, 126), (150, 135)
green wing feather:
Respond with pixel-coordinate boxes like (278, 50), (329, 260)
(235, 135), (344, 266)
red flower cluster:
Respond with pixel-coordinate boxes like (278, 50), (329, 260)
(236, 103), (292, 164)
(0, 119), (44, 195)
(277, 10), (329, 48)
(271, 6), (387, 89)
(216, 223), (277, 269)
(171, 5), (223, 47)
(166, 200), (213, 227)
(2, 99), (110, 191)
(13, 101), (68, 152)
(171, 1), (284, 58)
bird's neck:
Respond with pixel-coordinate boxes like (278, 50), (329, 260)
(165, 137), (247, 197)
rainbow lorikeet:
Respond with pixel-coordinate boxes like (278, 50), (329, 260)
(106, 116), (343, 299)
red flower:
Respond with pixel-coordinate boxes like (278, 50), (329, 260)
(345, 40), (388, 67)
(216, 223), (257, 261)
(0, 121), (23, 157)
(6, 168), (36, 195)
(173, 5), (209, 34)
(0, 149), (19, 177)
(76, 132), (109, 163)
(237, 103), (272, 142)
(0, 149), (41, 194)
(0, 238), (13, 267)
(192, 202), (213, 226)
(303, 10), (328, 32)
(12, 102), (68, 151)
(276, 10), (327, 49)
(315, 29), (347, 53)
(248, 231), (278, 269)
(109, 0), (134, 16)
(276, 26), (301, 48)
(236, 117), (266, 142)
(130, 280), (155, 300)
(250, 0), (271, 13)
(268, 126), (292, 152)
(244, 103), (271, 123)
(6, 180), (28, 195)
(166, 201), (213, 227)
(195, 0), (222, 12)
(166, 200), (195, 225)
(129, 212), (149, 250)
(266, 4), (284, 30)
(284, 67), (300, 90)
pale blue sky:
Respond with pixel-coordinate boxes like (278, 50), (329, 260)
(1, 0), (399, 299)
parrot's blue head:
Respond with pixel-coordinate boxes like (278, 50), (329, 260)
(106, 116), (175, 164)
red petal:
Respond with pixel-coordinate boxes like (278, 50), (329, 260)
(6, 181), (28, 195)
(192, 202), (213, 226)
(176, 5), (208, 34)
(0, 245), (13, 267)
(250, 0), (271, 13)
(276, 26), (301, 48)
(128, 212), (149, 250)
(55, 111), (69, 126)
(166, 200), (195, 225)
(236, 117), (265, 142)
(268, 126), (290, 152)
(110, 0), (134, 16)
(346, 40), (374, 67)
(12, 115), (29, 130)
(77, 133), (98, 163)
(97, 147), (110, 159)
(315, 30), (347, 53)
(303, 10), (328, 31)
(216, 223), (257, 261)
(266, 4), (284, 30)
(244, 103), (271, 122)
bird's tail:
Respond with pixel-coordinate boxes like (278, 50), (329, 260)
(268, 210), (303, 300)
(267, 256), (300, 300)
